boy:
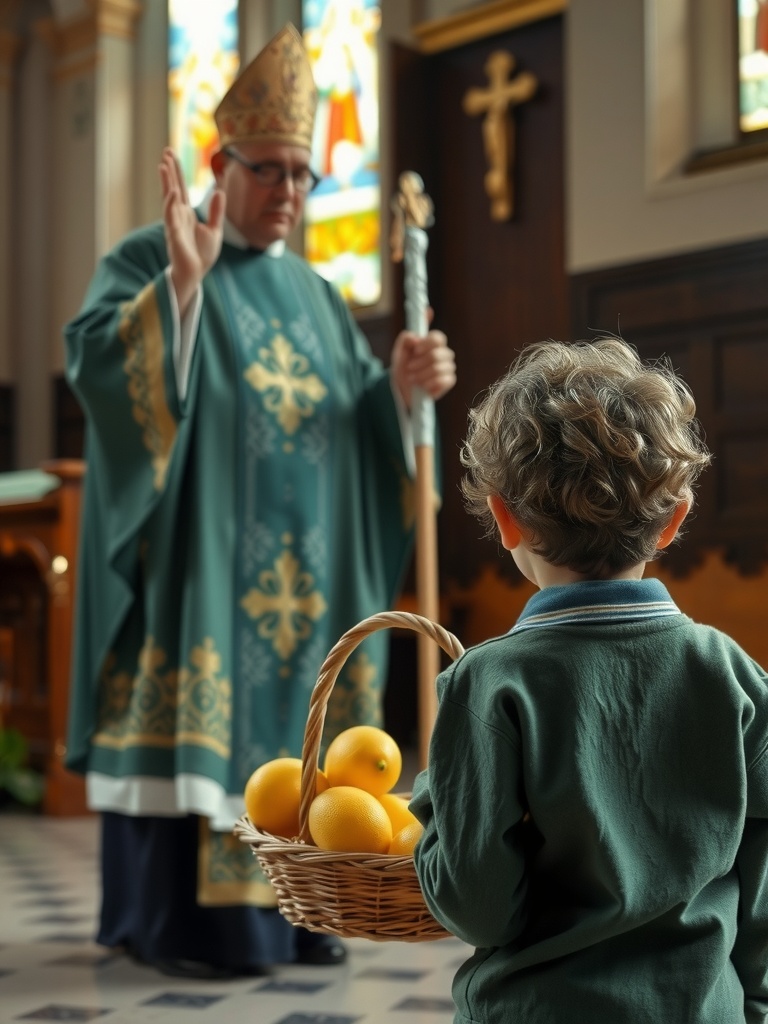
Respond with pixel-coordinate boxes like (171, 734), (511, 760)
(411, 337), (768, 1023)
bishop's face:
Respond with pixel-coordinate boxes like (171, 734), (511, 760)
(211, 141), (314, 250)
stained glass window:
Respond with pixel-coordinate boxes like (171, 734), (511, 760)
(168, 0), (240, 206)
(738, 0), (768, 132)
(302, 0), (382, 308)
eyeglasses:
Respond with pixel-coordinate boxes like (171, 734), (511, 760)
(223, 149), (320, 193)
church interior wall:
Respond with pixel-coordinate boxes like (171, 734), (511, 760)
(422, 0), (768, 272)
(375, 0), (768, 683)
(0, 0), (765, 795)
(2, 0), (766, 467)
(567, 0), (768, 273)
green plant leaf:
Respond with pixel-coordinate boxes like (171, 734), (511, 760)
(0, 728), (29, 771)
(3, 767), (45, 806)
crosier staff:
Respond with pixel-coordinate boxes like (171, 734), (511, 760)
(390, 171), (439, 771)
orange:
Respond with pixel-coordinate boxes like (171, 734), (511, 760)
(244, 757), (329, 839)
(378, 793), (419, 835)
(388, 820), (424, 856)
(308, 785), (393, 853)
(323, 725), (402, 797)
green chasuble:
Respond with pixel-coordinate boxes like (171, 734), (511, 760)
(65, 219), (417, 902)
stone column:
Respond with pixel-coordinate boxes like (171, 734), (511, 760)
(14, 18), (53, 468)
(47, 0), (144, 380)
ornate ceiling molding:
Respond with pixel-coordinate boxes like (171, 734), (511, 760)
(85, 0), (143, 40)
(45, 0), (142, 58)
(412, 0), (568, 54)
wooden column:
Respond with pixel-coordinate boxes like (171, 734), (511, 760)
(0, 460), (87, 815)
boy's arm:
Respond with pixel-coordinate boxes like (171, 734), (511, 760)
(410, 667), (529, 949)
(732, 748), (768, 1024)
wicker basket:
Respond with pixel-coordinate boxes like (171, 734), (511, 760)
(234, 609), (464, 942)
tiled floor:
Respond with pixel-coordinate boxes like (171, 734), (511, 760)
(0, 810), (469, 1023)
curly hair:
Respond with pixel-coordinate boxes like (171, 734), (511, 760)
(461, 336), (712, 576)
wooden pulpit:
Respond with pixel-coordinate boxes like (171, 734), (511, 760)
(0, 459), (89, 815)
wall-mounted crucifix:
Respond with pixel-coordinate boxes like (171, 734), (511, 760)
(462, 50), (538, 221)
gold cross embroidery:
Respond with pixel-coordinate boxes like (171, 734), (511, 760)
(346, 651), (378, 693)
(463, 51), (537, 221)
(243, 334), (328, 435)
(240, 548), (328, 660)
(323, 652), (381, 739)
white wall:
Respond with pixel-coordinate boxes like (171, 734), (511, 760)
(567, 0), (768, 272)
(415, 0), (768, 271)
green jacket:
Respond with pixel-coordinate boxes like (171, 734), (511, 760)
(412, 578), (768, 1023)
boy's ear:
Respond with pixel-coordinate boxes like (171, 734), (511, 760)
(657, 500), (691, 550)
(487, 495), (524, 551)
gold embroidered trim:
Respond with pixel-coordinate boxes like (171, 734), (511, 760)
(177, 639), (233, 759)
(197, 818), (278, 907)
(93, 636), (232, 758)
(118, 282), (177, 490)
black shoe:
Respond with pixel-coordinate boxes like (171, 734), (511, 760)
(121, 942), (271, 980)
(294, 931), (348, 966)
(152, 958), (241, 980)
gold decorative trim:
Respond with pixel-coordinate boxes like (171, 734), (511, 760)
(197, 819), (278, 908)
(91, 731), (177, 750)
(44, 0), (142, 59)
(87, 0), (144, 41)
(118, 282), (178, 491)
(412, 0), (568, 53)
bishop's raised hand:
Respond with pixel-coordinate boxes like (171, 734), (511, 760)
(159, 147), (225, 317)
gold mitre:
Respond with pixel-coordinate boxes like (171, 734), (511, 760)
(214, 23), (317, 150)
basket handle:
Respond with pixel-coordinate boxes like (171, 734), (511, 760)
(297, 610), (464, 842)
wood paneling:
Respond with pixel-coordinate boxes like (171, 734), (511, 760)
(53, 375), (85, 460)
(357, 311), (396, 363)
(0, 461), (88, 815)
(390, 14), (569, 594)
(571, 238), (768, 576)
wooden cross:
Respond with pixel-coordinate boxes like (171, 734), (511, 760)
(462, 50), (537, 221)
